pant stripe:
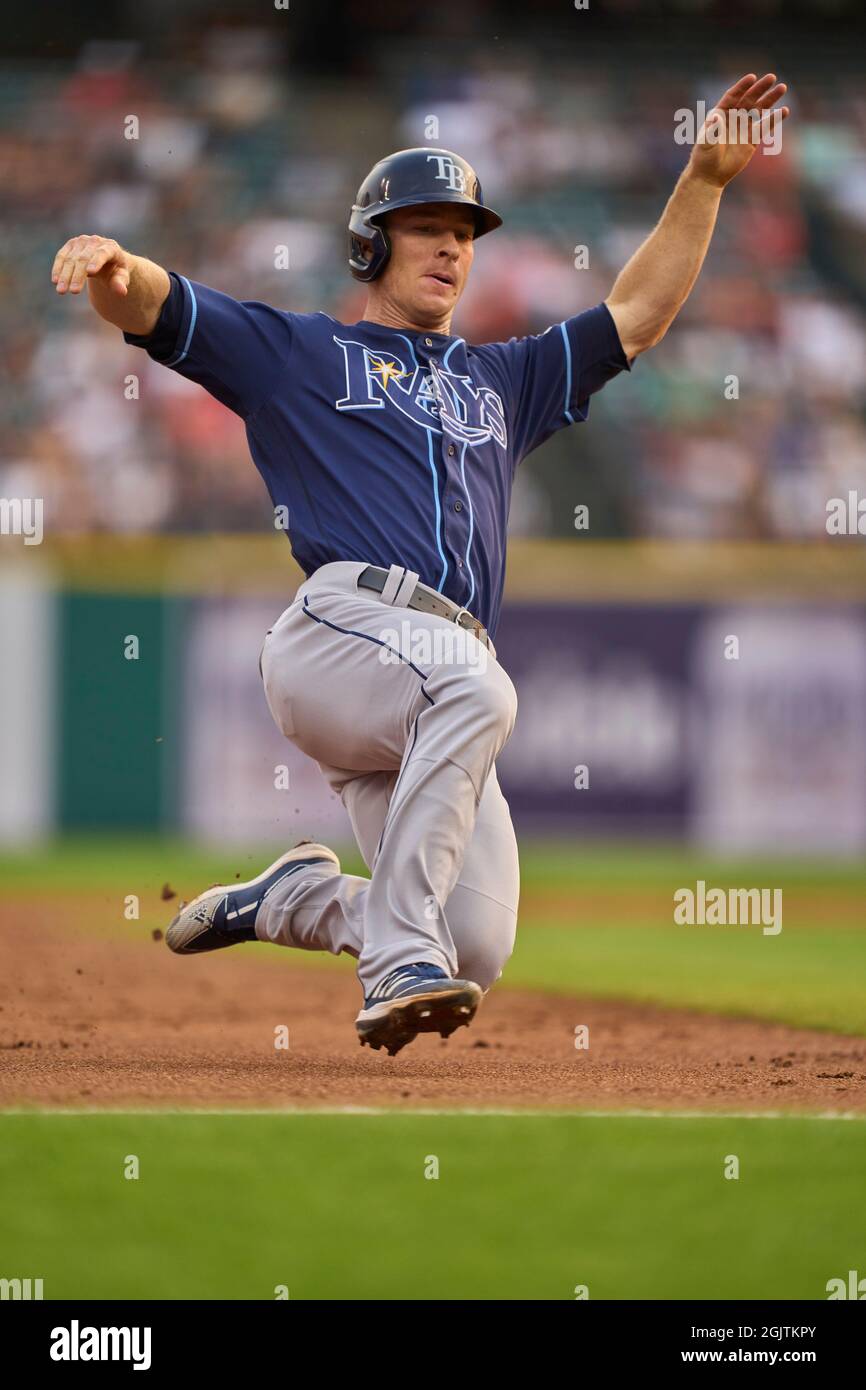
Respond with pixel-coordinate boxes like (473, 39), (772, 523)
(300, 593), (436, 862)
(301, 594), (434, 701)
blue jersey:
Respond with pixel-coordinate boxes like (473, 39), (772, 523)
(125, 272), (629, 637)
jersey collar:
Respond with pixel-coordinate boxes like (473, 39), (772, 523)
(353, 319), (454, 343)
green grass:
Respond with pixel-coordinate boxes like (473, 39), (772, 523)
(2, 835), (865, 1034)
(0, 1113), (863, 1300)
(3, 834), (866, 894)
(518, 843), (866, 891)
(507, 925), (866, 1034)
(0, 835), (283, 894)
(2, 840), (863, 1301)
(514, 845), (866, 1035)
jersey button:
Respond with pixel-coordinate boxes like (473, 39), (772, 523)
(456, 558), (464, 568)
(447, 444), (456, 456)
(424, 337), (433, 347)
(454, 501), (463, 512)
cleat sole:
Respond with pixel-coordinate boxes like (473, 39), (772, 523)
(356, 983), (482, 1057)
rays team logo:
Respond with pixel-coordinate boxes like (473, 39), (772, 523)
(426, 154), (467, 192)
(333, 337), (507, 447)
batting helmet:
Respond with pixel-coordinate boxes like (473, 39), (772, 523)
(348, 147), (503, 282)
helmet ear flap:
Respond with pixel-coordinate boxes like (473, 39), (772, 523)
(348, 219), (391, 282)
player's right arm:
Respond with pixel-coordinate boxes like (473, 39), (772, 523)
(50, 238), (297, 419)
(51, 235), (170, 337)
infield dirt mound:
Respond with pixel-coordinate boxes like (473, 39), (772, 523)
(2, 906), (864, 1111)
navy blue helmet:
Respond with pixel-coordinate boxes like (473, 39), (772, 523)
(348, 147), (503, 282)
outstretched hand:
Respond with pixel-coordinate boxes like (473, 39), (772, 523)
(689, 72), (790, 188)
(51, 235), (132, 296)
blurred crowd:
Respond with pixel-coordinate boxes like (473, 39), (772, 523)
(2, 16), (866, 541)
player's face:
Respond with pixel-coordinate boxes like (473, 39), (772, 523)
(378, 203), (475, 327)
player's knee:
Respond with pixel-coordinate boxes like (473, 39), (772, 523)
(464, 663), (518, 741)
(457, 917), (516, 992)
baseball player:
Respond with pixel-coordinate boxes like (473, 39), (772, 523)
(52, 74), (788, 1055)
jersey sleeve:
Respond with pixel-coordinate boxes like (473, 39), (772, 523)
(484, 302), (631, 463)
(123, 272), (295, 419)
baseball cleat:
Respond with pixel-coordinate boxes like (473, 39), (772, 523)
(356, 963), (482, 1057)
(165, 843), (340, 955)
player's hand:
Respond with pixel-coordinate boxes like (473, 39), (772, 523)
(51, 235), (132, 297)
(688, 73), (790, 189)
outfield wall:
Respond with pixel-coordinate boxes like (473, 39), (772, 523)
(2, 539), (865, 853)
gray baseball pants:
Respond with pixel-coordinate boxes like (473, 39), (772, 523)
(257, 561), (520, 995)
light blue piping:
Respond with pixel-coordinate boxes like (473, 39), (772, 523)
(166, 275), (198, 367)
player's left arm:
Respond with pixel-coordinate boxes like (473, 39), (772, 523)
(605, 72), (790, 360)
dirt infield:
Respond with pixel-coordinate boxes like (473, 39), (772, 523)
(2, 907), (864, 1112)
(3, 911), (861, 1117)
